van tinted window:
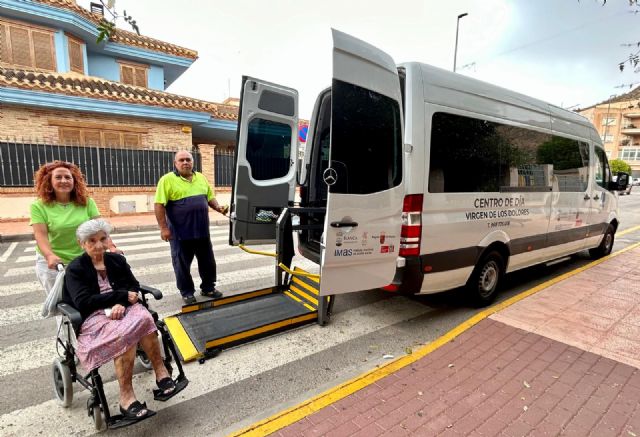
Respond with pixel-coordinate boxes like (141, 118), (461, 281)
(429, 112), (589, 193)
(246, 118), (292, 181)
(593, 146), (611, 189)
(330, 80), (402, 194)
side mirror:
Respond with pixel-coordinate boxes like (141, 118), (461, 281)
(617, 172), (630, 190)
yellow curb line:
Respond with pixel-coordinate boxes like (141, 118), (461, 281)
(229, 240), (640, 437)
(617, 224), (640, 237)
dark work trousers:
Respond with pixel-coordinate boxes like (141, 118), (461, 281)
(169, 237), (216, 297)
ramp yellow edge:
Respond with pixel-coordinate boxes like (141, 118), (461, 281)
(164, 316), (201, 362)
(206, 313), (317, 349)
(230, 241), (640, 437)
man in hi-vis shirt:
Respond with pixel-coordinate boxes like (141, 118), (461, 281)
(154, 150), (228, 305)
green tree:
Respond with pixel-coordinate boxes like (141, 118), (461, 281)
(609, 159), (632, 174)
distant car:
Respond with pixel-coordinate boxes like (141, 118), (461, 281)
(633, 177), (640, 186)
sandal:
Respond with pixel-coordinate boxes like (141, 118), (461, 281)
(153, 376), (179, 401)
(119, 400), (155, 421)
(156, 377), (176, 396)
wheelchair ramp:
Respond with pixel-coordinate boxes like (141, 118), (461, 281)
(164, 267), (320, 362)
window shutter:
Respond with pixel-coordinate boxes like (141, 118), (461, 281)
(60, 128), (81, 145)
(123, 133), (140, 147)
(121, 65), (134, 85)
(104, 131), (122, 147)
(0, 23), (9, 63)
(9, 26), (31, 67)
(68, 38), (84, 73)
(134, 67), (146, 87)
(32, 31), (55, 71)
(83, 130), (102, 146)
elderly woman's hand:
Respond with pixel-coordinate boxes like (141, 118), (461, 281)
(110, 304), (126, 320)
(128, 291), (139, 304)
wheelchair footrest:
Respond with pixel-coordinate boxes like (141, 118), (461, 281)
(153, 375), (188, 402)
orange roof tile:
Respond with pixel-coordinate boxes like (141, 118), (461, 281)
(32, 0), (198, 59)
(0, 67), (238, 121)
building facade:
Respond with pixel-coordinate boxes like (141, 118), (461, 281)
(578, 87), (640, 178)
(0, 0), (239, 219)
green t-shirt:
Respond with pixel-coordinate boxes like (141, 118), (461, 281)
(29, 198), (100, 264)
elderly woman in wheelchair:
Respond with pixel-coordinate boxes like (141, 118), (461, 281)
(54, 218), (187, 429)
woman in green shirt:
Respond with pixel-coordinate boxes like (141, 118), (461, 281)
(30, 161), (117, 294)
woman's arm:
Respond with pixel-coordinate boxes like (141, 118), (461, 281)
(32, 223), (61, 268)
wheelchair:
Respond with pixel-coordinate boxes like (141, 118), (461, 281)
(52, 284), (188, 430)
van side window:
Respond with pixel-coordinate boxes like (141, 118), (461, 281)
(429, 113), (553, 193)
(593, 146), (611, 189)
(537, 138), (590, 192)
(331, 80), (402, 194)
(246, 118), (292, 181)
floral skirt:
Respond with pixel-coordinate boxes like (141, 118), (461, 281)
(76, 303), (157, 372)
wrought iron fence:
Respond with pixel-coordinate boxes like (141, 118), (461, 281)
(0, 139), (201, 187)
(214, 149), (235, 187)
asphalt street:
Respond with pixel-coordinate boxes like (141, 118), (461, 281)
(0, 195), (639, 436)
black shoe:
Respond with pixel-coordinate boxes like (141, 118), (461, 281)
(201, 289), (223, 299)
(182, 295), (197, 305)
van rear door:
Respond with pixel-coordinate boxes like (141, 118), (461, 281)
(320, 30), (405, 296)
(230, 77), (298, 245)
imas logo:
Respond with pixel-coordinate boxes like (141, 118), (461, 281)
(334, 249), (353, 256)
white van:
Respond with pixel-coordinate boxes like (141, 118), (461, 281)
(230, 30), (629, 306)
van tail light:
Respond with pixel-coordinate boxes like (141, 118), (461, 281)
(399, 194), (423, 257)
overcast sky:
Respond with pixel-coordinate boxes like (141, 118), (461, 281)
(80, 0), (640, 119)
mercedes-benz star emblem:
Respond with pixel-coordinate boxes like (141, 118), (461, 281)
(323, 168), (338, 186)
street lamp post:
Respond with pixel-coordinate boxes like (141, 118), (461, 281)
(453, 12), (468, 72)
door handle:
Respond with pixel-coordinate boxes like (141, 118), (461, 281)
(583, 194), (590, 200)
(593, 194), (600, 201)
(330, 221), (359, 228)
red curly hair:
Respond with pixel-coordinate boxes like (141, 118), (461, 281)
(34, 161), (89, 206)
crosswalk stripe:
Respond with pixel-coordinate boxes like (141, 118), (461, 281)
(0, 260), (318, 325)
(15, 234), (235, 263)
(21, 227), (230, 252)
(0, 296), (429, 434)
(16, 227), (229, 246)
(3, 244), (276, 283)
(0, 242), (17, 262)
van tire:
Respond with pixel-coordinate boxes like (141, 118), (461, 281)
(589, 225), (615, 259)
(467, 251), (504, 307)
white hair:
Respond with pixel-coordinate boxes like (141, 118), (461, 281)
(76, 219), (112, 243)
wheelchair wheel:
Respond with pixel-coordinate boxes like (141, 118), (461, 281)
(136, 333), (165, 370)
(52, 357), (73, 407)
(87, 395), (106, 431)
(137, 348), (153, 370)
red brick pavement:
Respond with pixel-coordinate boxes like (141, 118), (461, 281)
(275, 319), (640, 437)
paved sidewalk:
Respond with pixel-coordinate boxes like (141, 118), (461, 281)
(241, 245), (640, 437)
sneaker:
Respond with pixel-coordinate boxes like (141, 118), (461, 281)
(182, 295), (197, 305)
(201, 289), (223, 299)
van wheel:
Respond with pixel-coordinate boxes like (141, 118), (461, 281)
(589, 225), (615, 259)
(468, 251), (504, 307)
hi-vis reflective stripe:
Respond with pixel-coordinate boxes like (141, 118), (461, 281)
(205, 313), (318, 348)
(164, 316), (201, 362)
